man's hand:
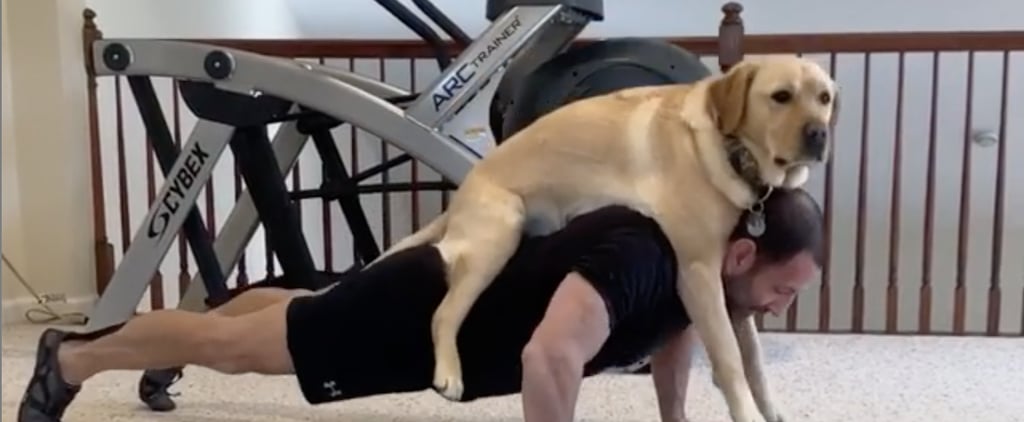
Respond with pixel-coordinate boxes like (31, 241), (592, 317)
(650, 327), (698, 422)
(520, 273), (611, 422)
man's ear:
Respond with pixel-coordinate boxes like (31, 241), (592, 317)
(708, 61), (759, 135)
(724, 237), (758, 277)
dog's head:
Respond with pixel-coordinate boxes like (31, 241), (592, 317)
(707, 56), (839, 188)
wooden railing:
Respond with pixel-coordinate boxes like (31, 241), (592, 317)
(80, 3), (1024, 336)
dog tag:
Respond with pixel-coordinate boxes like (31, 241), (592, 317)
(746, 211), (766, 237)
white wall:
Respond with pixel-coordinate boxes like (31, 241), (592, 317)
(85, 0), (1024, 39)
(2, 0), (30, 304)
(76, 0), (1024, 334)
(3, 0), (95, 321)
(84, 0), (302, 38)
(287, 0), (1024, 38)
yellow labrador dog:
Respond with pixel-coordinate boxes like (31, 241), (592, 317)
(373, 55), (837, 421)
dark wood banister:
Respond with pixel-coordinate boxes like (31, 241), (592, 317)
(125, 30), (1024, 61)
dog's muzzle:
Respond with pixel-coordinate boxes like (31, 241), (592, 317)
(802, 121), (829, 161)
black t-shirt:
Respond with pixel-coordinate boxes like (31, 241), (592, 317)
(284, 205), (690, 403)
(455, 205), (689, 398)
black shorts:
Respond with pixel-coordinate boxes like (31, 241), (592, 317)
(285, 246), (446, 404)
(284, 242), (553, 404)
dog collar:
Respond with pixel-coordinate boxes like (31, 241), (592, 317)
(724, 135), (773, 237)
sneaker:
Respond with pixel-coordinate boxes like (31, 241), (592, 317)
(633, 363), (652, 374)
(138, 367), (183, 412)
(17, 329), (82, 422)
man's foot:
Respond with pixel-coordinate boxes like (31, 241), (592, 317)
(138, 367), (183, 412)
(18, 329), (82, 422)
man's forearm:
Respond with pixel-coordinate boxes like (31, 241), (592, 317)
(521, 347), (584, 422)
(650, 328), (698, 422)
(518, 272), (611, 421)
(651, 360), (690, 422)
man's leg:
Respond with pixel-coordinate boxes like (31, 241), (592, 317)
(211, 287), (309, 316)
(138, 286), (311, 411)
(18, 297), (296, 422)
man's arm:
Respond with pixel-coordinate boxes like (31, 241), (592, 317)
(521, 272), (611, 422)
(650, 327), (699, 422)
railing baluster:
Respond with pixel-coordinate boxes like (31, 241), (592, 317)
(320, 56), (334, 273)
(264, 186), (275, 278)
(954, 51), (976, 334)
(989, 51), (1010, 336)
(410, 58), (421, 233)
(205, 148), (216, 239)
(379, 57), (392, 249)
(293, 139), (303, 244)
(852, 53), (871, 333)
(819, 52), (838, 333)
(887, 52), (906, 334)
(920, 51), (941, 334)
(234, 159), (248, 287)
(349, 58), (360, 266)
(145, 85), (164, 311)
(786, 52), (804, 333)
(115, 76), (131, 255)
(173, 80), (192, 299)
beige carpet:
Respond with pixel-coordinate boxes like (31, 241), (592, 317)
(3, 323), (1022, 422)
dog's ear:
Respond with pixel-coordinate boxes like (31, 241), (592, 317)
(828, 88), (841, 130)
(708, 61), (759, 135)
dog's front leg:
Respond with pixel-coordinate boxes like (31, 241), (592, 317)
(733, 314), (784, 422)
(676, 259), (763, 422)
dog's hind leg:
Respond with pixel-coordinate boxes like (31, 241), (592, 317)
(431, 189), (527, 401)
(365, 213), (449, 269)
(733, 314), (784, 422)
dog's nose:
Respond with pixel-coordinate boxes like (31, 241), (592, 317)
(803, 122), (828, 159)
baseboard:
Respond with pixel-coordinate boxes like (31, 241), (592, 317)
(1, 295), (96, 326)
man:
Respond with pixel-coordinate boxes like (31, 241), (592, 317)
(18, 187), (823, 422)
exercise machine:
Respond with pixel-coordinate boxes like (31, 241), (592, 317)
(84, 0), (713, 333)
(84, 0), (606, 331)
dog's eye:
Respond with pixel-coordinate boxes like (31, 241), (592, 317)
(818, 92), (832, 105)
(770, 90), (792, 104)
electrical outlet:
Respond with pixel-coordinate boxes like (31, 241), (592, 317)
(41, 293), (67, 303)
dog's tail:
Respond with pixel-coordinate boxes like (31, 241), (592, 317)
(364, 212), (449, 268)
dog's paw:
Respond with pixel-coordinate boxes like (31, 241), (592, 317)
(781, 165), (810, 188)
(758, 401), (786, 422)
(733, 411), (767, 422)
(764, 410), (786, 422)
(431, 374), (465, 402)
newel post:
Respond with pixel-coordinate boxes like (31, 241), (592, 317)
(717, 2), (745, 72)
(82, 8), (113, 296)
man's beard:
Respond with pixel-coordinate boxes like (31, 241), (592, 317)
(722, 275), (765, 317)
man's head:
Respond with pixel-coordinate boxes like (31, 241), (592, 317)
(721, 188), (824, 317)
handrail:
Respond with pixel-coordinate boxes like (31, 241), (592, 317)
(157, 30), (1024, 60)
